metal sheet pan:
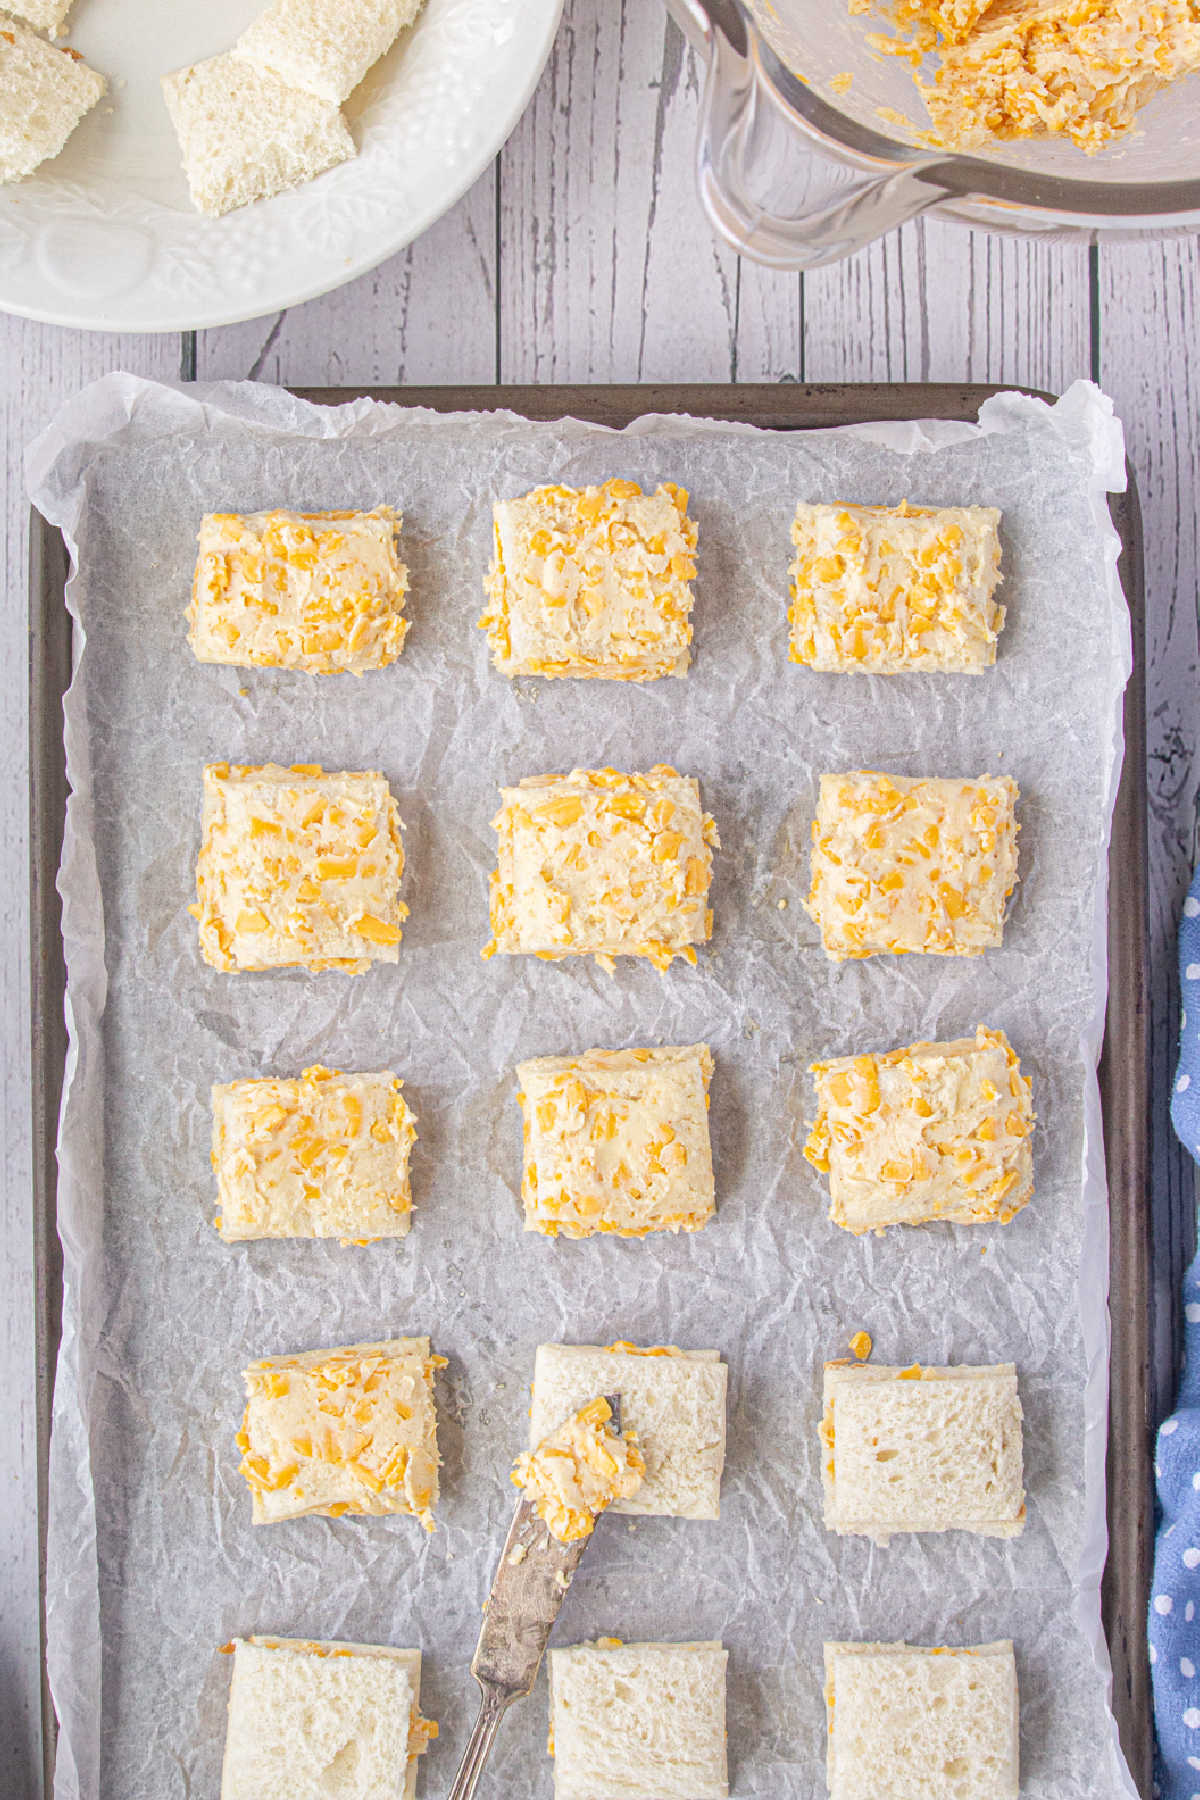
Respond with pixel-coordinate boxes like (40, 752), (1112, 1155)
(28, 381), (1151, 1797)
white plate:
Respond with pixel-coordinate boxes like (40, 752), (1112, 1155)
(0, 0), (562, 332)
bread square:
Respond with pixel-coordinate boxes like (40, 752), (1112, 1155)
(234, 0), (424, 104)
(212, 1065), (417, 1243)
(516, 1044), (715, 1239)
(237, 1337), (444, 1527)
(221, 1636), (436, 1800)
(823, 1640), (1019, 1800)
(531, 1342), (727, 1520)
(193, 762), (407, 974)
(480, 479), (698, 680)
(0, 19), (105, 185)
(804, 1026), (1034, 1234)
(188, 508), (409, 673)
(821, 1362), (1025, 1543)
(4, 0), (73, 34)
(485, 767), (718, 972)
(807, 771), (1019, 960)
(549, 1639), (728, 1800)
(788, 501), (1003, 673)
(161, 53), (354, 218)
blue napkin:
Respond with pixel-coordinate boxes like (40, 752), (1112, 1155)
(1150, 865), (1200, 1798)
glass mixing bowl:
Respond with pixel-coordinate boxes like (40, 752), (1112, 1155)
(665, 0), (1200, 267)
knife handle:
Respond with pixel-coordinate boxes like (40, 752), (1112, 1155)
(447, 1680), (513, 1800)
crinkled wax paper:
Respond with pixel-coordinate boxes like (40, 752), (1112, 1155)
(27, 375), (1135, 1799)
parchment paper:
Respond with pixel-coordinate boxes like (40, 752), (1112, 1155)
(28, 375), (1135, 1800)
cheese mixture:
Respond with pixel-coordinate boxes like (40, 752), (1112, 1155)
(806, 770), (1020, 959)
(237, 1337), (445, 1528)
(853, 0), (1200, 152)
(212, 1065), (418, 1243)
(788, 500), (1004, 674)
(516, 1044), (715, 1239)
(193, 762), (407, 973)
(511, 1396), (646, 1541)
(484, 766), (718, 971)
(480, 478), (698, 680)
(188, 507), (409, 674)
(804, 1025), (1034, 1232)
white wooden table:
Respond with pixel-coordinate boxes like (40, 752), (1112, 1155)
(1, 6), (1197, 1793)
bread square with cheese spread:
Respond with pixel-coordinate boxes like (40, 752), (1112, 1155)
(193, 763), (407, 973)
(480, 479), (698, 680)
(548, 1639), (729, 1800)
(804, 1026), (1033, 1233)
(237, 1337), (444, 1527)
(220, 1636), (436, 1800)
(516, 1044), (715, 1239)
(212, 1065), (417, 1243)
(531, 1341), (727, 1520)
(788, 500), (1004, 673)
(823, 1639), (1019, 1800)
(485, 767), (718, 972)
(821, 1361), (1025, 1544)
(806, 770), (1019, 960)
(188, 507), (408, 673)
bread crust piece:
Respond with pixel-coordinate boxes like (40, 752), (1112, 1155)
(516, 1044), (715, 1239)
(806, 770), (1019, 960)
(804, 1025), (1034, 1233)
(193, 762), (407, 974)
(212, 1066), (417, 1243)
(189, 508), (408, 673)
(4, 0), (73, 33)
(548, 1640), (729, 1800)
(788, 500), (1003, 673)
(531, 1342), (727, 1519)
(237, 1337), (445, 1527)
(0, 20), (105, 185)
(485, 767), (718, 971)
(924, 0), (1200, 154)
(480, 479), (698, 680)
(821, 1362), (1025, 1543)
(823, 1640), (1019, 1800)
(234, 0), (425, 104)
(220, 1636), (436, 1800)
(161, 53), (355, 218)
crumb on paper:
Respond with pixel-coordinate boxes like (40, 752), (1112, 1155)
(849, 1330), (873, 1360)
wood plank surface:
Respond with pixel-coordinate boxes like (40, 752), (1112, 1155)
(1098, 238), (1200, 1413)
(1, 5), (1196, 1795)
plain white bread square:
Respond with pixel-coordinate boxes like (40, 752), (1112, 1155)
(823, 1640), (1018, 1800)
(821, 1362), (1024, 1544)
(161, 53), (354, 218)
(234, 0), (425, 104)
(220, 1636), (433, 1800)
(549, 1640), (728, 1800)
(0, 18), (105, 185)
(4, 0), (72, 31)
(530, 1342), (727, 1520)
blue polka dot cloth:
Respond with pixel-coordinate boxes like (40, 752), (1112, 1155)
(1152, 868), (1200, 1798)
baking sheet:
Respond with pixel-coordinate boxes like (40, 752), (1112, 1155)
(27, 374), (1135, 1800)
